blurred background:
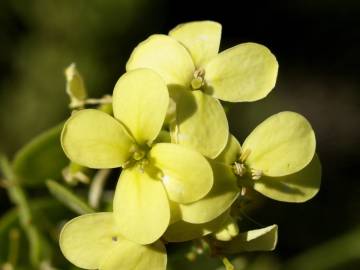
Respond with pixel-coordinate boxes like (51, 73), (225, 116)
(0, 0), (359, 269)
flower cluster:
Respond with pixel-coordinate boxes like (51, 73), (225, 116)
(59, 21), (321, 270)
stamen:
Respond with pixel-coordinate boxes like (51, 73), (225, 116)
(251, 169), (263, 180)
(233, 162), (246, 176)
(240, 187), (247, 196)
(194, 68), (205, 79)
(112, 236), (118, 242)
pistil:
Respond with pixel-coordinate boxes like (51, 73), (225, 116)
(191, 68), (205, 90)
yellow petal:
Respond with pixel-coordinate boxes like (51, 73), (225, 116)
(59, 212), (119, 269)
(169, 21), (222, 67)
(126, 34), (195, 87)
(61, 109), (135, 169)
(100, 240), (167, 270)
(180, 161), (239, 224)
(242, 111), (316, 177)
(204, 43), (278, 102)
(253, 154), (321, 202)
(169, 199), (182, 224)
(215, 134), (241, 165)
(149, 143), (213, 204)
(113, 69), (169, 145)
(113, 165), (170, 245)
(164, 211), (228, 242)
(170, 89), (228, 158)
(217, 225), (278, 253)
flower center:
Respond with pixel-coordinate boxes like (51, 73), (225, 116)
(133, 149), (146, 161)
(232, 149), (263, 180)
(191, 68), (205, 90)
(123, 145), (150, 170)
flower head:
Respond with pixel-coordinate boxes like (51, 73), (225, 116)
(227, 111), (321, 202)
(61, 68), (213, 244)
(126, 21), (278, 158)
(164, 111), (320, 242)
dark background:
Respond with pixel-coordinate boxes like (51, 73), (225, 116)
(0, 0), (359, 269)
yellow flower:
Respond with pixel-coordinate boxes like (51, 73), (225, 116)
(126, 20), (278, 158)
(164, 111), (320, 242)
(61, 69), (213, 244)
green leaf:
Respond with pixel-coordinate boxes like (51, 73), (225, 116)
(113, 165), (170, 245)
(61, 109), (135, 169)
(149, 143), (213, 204)
(252, 154), (321, 202)
(242, 111), (316, 177)
(204, 42), (278, 102)
(169, 21), (222, 67)
(112, 69), (169, 146)
(126, 34), (195, 87)
(46, 180), (94, 215)
(170, 89), (229, 159)
(216, 225), (278, 254)
(12, 124), (68, 186)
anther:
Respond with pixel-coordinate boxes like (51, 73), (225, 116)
(240, 187), (247, 196)
(233, 162), (246, 176)
(251, 169), (263, 180)
(194, 68), (205, 78)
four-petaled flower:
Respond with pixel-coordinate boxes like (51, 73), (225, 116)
(126, 20), (278, 159)
(164, 111), (321, 242)
(61, 68), (213, 244)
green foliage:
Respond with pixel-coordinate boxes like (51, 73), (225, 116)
(46, 180), (94, 215)
(12, 124), (68, 186)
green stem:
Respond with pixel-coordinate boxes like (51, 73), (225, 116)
(88, 169), (110, 209)
(0, 154), (41, 267)
(8, 228), (20, 266)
